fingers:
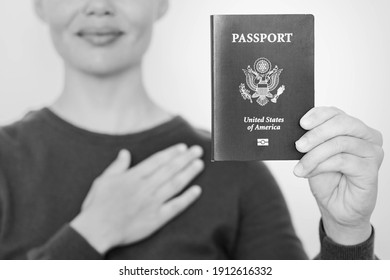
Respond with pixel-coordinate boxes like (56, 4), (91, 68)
(294, 136), (383, 177)
(297, 107), (383, 153)
(301, 153), (378, 179)
(131, 143), (188, 177)
(154, 158), (204, 203)
(85, 150), (131, 209)
(146, 145), (203, 191)
(158, 186), (202, 225)
(102, 149), (131, 176)
(300, 106), (344, 130)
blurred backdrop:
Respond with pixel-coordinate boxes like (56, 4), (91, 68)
(0, 0), (389, 259)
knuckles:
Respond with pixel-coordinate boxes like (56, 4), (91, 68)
(305, 106), (344, 121)
(315, 106), (345, 118)
(327, 106), (345, 115)
(334, 137), (347, 155)
(332, 113), (351, 129)
(337, 153), (349, 170)
(373, 145), (385, 167)
(374, 129), (384, 146)
(166, 175), (184, 190)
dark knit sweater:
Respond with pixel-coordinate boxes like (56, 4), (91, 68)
(0, 108), (374, 259)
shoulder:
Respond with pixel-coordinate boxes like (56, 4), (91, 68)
(0, 109), (46, 142)
(0, 109), (48, 159)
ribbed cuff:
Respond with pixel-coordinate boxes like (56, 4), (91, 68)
(319, 220), (375, 260)
(27, 224), (103, 260)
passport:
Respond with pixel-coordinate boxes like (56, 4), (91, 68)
(211, 14), (314, 161)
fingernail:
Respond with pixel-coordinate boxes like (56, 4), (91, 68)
(300, 109), (315, 128)
(295, 137), (307, 150)
(294, 163), (305, 177)
(193, 159), (204, 170)
(190, 145), (203, 156)
(302, 109), (314, 120)
(176, 143), (187, 152)
(119, 149), (129, 158)
(192, 185), (202, 195)
(300, 117), (310, 128)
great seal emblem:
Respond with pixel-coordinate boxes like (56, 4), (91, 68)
(239, 57), (286, 106)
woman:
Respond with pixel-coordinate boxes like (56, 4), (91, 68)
(0, 0), (383, 259)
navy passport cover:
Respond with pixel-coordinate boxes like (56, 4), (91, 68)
(211, 14), (314, 161)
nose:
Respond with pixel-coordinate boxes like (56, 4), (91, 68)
(83, 0), (115, 17)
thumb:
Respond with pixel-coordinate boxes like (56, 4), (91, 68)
(82, 150), (131, 210)
(102, 149), (131, 176)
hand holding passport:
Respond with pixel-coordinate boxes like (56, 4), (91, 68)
(211, 14), (384, 246)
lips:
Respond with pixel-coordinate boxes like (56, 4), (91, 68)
(76, 27), (124, 46)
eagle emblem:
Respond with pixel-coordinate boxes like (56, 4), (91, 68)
(239, 57), (286, 106)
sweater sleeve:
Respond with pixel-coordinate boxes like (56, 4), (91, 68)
(27, 224), (103, 260)
(232, 162), (308, 259)
(317, 220), (376, 260)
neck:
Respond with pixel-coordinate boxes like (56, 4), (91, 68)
(50, 64), (172, 134)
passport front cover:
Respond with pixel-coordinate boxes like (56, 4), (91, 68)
(211, 14), (314, 161)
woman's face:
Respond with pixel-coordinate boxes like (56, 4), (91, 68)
(35, 0), (168, 76)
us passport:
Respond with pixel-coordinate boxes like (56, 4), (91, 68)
(211, 14), (314, 161)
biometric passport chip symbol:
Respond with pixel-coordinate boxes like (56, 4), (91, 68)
(239, 57), (286, 106)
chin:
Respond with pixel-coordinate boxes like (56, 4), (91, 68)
(71, 56), (140, 77)
(80, 63), (130, 77)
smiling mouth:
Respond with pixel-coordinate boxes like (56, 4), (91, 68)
(76, 28), (124, 46)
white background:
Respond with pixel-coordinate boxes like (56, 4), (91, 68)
(0, 0), (389, 259)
